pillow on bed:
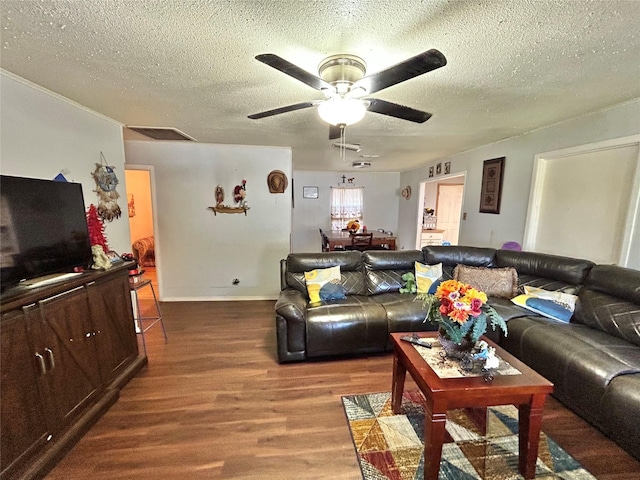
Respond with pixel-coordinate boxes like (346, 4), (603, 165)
(453, 264), (518, 298)
(304, 265), (346, 304)
(415, 262), (442, 294)
(511, 286), (577, 323)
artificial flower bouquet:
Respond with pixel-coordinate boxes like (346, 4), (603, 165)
(346, 219), (360, 232)
(418, 279), (507, 344)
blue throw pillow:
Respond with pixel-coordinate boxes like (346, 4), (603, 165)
(511, 287), (577, 323)
(319, 282), (347, 302)
(525, 297), (573, 322)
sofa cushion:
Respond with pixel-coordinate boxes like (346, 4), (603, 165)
(495, 250), (594, 287)
(583, 264), (640, 304)
(574, 288), (640, 347)
(488, 297), (540, 322)
(305, 296), (388, 357)
(423, 245), (496, 266)
(363, 250), (423, 295)
(601, 374), (640, 460)
(503, 318), (640, 426)
(453, 264), (518, 298)
(371, 292), (438, 334)
(285, 252), (365, 296)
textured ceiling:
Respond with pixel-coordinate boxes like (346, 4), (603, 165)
(1, 0), (639, 172)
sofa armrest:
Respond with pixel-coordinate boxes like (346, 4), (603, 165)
(275, 288), (307, 321)
(275, 289), (308, 362)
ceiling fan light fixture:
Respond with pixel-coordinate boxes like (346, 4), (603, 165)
(317, 97), (367, 126)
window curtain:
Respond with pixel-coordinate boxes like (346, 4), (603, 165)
(330, 187), (364, 230)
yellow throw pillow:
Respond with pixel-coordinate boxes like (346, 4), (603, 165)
(415, 262), (443, 294)
(304, 265), (345, 304)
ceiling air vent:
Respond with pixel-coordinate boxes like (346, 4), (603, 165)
(332, 142), (361, 152)
(126, 126), (196, 141)
(352, 161), (371, 168)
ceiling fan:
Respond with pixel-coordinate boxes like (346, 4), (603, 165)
(248, 49), (447, 139)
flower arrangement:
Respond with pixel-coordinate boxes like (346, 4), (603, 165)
(346, 219), (360, 233)
(418, 279), (507, 344)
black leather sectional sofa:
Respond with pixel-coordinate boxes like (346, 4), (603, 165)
(274, 246), (640, 460)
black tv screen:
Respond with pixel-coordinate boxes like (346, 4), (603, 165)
(0, 175), (93, 290)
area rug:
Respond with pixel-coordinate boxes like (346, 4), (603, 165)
(342, 391), (596, 480)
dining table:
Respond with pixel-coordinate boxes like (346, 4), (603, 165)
(324, 230), (397, 251)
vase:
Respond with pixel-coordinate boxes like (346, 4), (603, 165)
(437, 327), (475, 359)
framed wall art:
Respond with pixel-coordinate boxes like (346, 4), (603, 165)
(302, 186), (319, 199)
(436, 163), (442, 175)
(479, 157), (505, 214)
(444, 161), (451, 174)
(428, 166), (434, 178)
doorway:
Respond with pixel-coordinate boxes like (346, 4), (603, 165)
(436, 184), (464, 244)
(416, 173), (466, 248)
(124, 165), (161, 296)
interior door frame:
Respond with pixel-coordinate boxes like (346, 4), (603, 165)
(124, 164), (162, 298)
(416, 172), (467, 249)
(436, 183), (464, 245)
(523, 134), (640, 266)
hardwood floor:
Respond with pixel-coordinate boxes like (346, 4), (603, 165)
(45, 298), (639, 479)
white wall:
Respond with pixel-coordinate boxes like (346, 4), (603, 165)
(0, 70), (131, 253)
(531, 145), (638, 264)
(124, 141), (292, 300)
(291, 171), (400, 252)
(399, 98), (640, 268)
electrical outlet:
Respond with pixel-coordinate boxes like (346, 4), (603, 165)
(463, 212), (467, 220)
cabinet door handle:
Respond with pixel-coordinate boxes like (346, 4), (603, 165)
(35, 353), (47, 375)
(44, 348), (55, 371)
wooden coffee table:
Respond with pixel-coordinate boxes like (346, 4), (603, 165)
(390, 332), (553, 480)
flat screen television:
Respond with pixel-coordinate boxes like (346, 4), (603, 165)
(0, 175), (93, 291)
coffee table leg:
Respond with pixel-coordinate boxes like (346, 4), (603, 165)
(424, 400), (447, 480)
(391, 351), (406, 414)
(518, 394), (547, 479)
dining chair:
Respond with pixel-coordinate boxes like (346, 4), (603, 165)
(347, 232), (373, 251)
(319, 228), (330, 252)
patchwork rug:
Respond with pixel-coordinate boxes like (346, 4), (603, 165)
(342, 392), (596, 480)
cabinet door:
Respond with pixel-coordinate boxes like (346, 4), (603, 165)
(0, 308), (50, 478)
(87, 274), (138, 385)
(421, 232), (443, 247)
(30, 287), (102, 432)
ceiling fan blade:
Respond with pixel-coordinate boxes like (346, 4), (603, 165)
(256, 54), (334, 92)
(248, 101), (316, 119)
(354, 49), (446, 95)
(366, 98), (432, 123)
(328, 125), (343, 140)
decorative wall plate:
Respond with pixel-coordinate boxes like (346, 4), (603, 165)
(401, 186), (412, 200)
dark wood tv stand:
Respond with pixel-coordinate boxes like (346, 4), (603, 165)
(1, 263), (147, 480)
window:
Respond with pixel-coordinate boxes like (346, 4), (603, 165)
(330, 187), (364, 230)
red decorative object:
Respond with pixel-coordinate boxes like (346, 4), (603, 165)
(86, 203), (109, 252)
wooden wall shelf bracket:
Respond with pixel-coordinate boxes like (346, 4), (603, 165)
(208, 206), (249, 216)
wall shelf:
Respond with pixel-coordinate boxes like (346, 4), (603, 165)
(208, 205), (249, 216)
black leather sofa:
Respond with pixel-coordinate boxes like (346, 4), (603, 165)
(274, 246), (640, 460)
